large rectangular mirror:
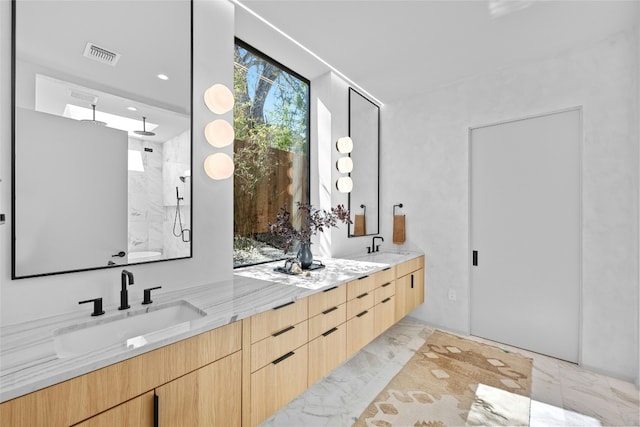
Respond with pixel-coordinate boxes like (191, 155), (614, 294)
(348, 88), (380, 237)
(12, 0), (192, 278)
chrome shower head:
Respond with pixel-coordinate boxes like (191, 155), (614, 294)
(134, 116), (155, 136)
(81, 104), (107, 126)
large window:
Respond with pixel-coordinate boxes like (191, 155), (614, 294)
(233, 39), (310, 267)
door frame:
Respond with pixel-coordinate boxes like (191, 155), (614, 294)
(467, 106), (584, 364)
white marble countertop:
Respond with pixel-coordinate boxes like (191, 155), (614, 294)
(0, 251), (422, 403)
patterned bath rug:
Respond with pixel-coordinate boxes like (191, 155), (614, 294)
(355, 330), (533, 427)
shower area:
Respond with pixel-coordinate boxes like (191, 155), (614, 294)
(127, 130), (191, 262)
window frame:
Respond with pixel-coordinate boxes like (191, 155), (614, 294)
(233, 37), (311, 268)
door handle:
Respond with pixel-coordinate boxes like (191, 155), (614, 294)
(473, 250), (478, 266)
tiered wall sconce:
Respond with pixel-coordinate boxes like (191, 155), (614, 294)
(205, 119), (235, 148)
(335, 136), (353, 193)
(204, 84), (235, 180)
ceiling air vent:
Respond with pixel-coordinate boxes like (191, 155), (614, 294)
(83, 42), (121, 66)
(68, 89), (98, 105)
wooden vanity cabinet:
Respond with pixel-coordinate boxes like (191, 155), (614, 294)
(395, 256), (425, 321)
(79, 351), (242, 427)
(243, 299), (308, 427)
(155, 351), (242, 427)
(307, 286), (347, 386)
(75, 391), (155, 427)
(0, 322), (242, 427)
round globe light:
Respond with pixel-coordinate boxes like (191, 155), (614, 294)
(336, 176), (353, 193)
(205, 119), (235, 147)
(336, 136), (353, 154)
(204, 153), (234, 180)
(204, 84), (234, 114)
(336, 156), (353, 173)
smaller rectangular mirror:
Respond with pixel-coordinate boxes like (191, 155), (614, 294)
(347, 88), (380, 237)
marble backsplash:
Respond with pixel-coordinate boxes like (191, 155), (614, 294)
(127, 129), (191, 259)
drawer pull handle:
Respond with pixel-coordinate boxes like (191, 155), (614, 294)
(322, 306), (338, 315)
(153, 394), (159, 427)
(272, 351), (295, 365)
(358, 275), (369, 280)
(383, 267), (391, 271)
(323, 286), (338, 293)
(322, 327), (338, 337)
(381, 282), (391, 288)
(357, 292), (369, 299)
(356, 310), (369, 318)
(273, 301), (294, 310)
(272, 325), (295, 337)
(381, 297), (391, 304)
(411, 275), (414, 289)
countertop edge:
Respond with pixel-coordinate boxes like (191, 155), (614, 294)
(0, 251), (424, 403)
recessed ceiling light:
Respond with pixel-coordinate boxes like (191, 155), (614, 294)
(127, 106), (137, 111)
(157, 74), (169, 80)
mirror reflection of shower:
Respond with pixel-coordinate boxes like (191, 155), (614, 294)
(173, 173), (191, 242)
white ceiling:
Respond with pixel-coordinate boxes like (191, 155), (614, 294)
(240, 0), (640, 104)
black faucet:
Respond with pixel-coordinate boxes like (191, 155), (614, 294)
(119, 269), (134, 310)
(369, 236), (384, 253)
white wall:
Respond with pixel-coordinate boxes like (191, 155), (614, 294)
(382, 28), (640, 381)
(0, 0), (235, 325)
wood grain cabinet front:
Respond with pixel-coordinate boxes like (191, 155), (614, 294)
(75, 392), (155, 427)
(250, 344), (308, 427)
(395, 256), (425, 321)
(346, 308), (375, 358)
(374, 295), (396, 336)
(155, 351), (242, 427)
(80, 352), (242, 427)
(308, 323), (347, 386)
(0, 321), (242, 427)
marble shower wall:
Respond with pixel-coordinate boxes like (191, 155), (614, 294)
(162, 130), (191, 259)
(382, 28), (639, 381)
(128, 138), (163, 254)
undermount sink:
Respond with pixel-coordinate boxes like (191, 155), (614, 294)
(53, 301), (206, 359)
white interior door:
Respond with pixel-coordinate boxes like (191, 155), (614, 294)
(470, 109), (581, 363)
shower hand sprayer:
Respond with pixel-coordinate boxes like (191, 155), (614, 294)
(173, 180), (191, 243)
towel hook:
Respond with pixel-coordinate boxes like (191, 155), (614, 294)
(393, 203), (403, 216)
(360, 204), (366, 216)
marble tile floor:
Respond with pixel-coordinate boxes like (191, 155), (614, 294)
(261, 318), (640, 427)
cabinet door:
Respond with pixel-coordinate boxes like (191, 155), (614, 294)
(395, 274), (410, 321)
(308, 323), (347, 386)
(395, 269), (425, 321)
(407, 268), (425, 313)
(156, 351), (242, 427)
(75, 392), (154, 427)
(374, 296), (395, 336)
(346, 309), (375, 358)
(250, 344), (308, 427)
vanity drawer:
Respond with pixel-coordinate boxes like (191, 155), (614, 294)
(308, 323), (347, 386)
(251, 343), (308, 427)
(251, 299), (308, 343)
(346, 292), (374, 319)
(308, 285), (346, 317)
(373, 267), (396, 287)
(374, 280), (395, 304)
(374, 295), (395, 336)
(396, 256), (425, 277)
(346, 309), (375, 358)
(308, 303), (346, 339)
(251, 320), (308, 372)
(347, 275), (376, 300)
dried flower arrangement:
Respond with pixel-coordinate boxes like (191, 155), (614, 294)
(268, 202), (351, 254)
